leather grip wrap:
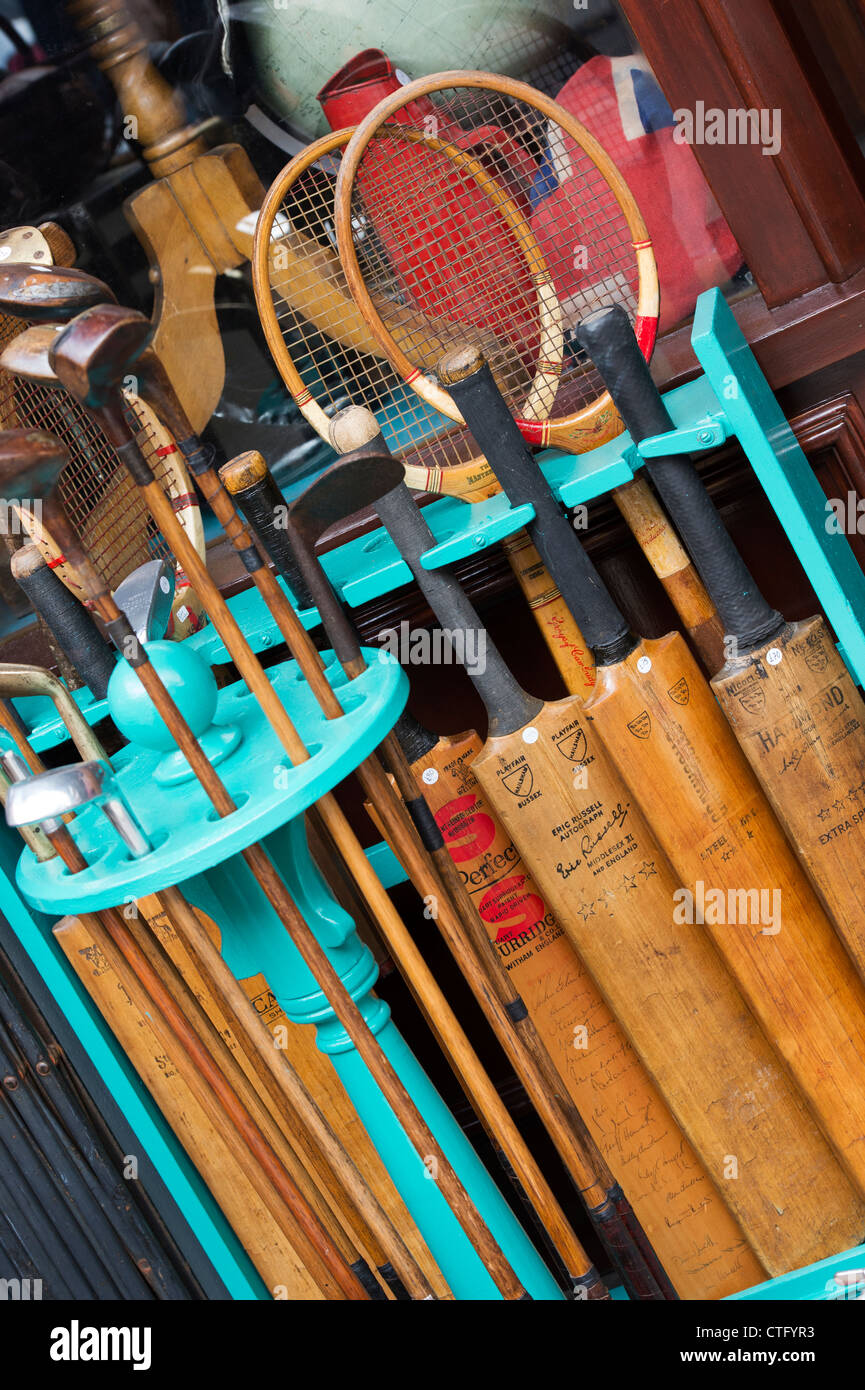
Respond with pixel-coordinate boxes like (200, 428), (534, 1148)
(443, 358), (636, 663)
(12, 553), (116, 699)
(576, 306), (782, 648)
(225, 471), (314, 610)
(375, 481), (543, 737)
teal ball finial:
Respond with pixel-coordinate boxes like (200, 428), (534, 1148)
(107, 640), (218, 752)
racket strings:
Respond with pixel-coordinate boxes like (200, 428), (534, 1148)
(267, 148), (484, 474)
(343, 85), (641, 422)
(0, 356), (175, 592)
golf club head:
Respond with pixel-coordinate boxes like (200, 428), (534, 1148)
(0, 749), (63, 833)
(0, 263), (116, 323)
(5, 758), (151, 858)
(0, 323), (65, 382)
(113, 559), (176, 644)
(288, 438), (405, 549)
(0, 429), (67, 501)
(49, 303), (152, 408)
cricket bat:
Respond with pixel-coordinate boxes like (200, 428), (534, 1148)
(372, 469), (865, 1279)
(442, 343), (865, 1203)
(578, 303), (865, 983)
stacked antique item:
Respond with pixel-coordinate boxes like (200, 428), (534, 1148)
(2, 5), (865, 1303)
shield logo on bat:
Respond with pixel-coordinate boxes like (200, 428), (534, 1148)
(554, 726), (587, 763)
(502, 764), (534, 798)
(627, 710), (652, 739)
(667, 677), (690, 706)
(738, 685), (765, 714)
(804, 645), (828, 673)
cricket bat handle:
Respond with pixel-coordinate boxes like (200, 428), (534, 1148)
(576, 305), (781, 649)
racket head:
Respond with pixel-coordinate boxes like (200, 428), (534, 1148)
(252, 129), (500, 501)
(334, 69), (658, 449)
(0, 352), (205, 637)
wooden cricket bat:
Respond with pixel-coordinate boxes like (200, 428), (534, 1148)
(578, 304), (865, 983)
(443, 344), (865, 1204)
(373, 476), (865, 1284)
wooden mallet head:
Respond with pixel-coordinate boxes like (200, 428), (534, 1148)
(49, 303), (152, 410)
(0, 428), (68, 501)
(0, 263), (116, 323)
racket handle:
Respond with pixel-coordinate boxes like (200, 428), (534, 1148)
(576, 306), (781, 648)
(11, 545), (116, 700)
(439, 345), (634, 664)
(218, 452), (314, 610)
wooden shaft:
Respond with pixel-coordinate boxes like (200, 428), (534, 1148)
(210, 448), (666, 1292)
(610, 477), (726, 673)
(0, 700), (44, 775)
(185, 457), (610, 1290)
(123, 897), (373, 1280)
(239, 840), (527, 1299)
(156, 883), (436, 1299)
(44, 824), (368, 1300)
(47, 446), (526, 1297)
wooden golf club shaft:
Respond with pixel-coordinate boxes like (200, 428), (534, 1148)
(219, 459), (655, 1298)
(442, 344), (865, 1203)
(120, 892), (388, 1296)
(155, 882), (433, 1300)
(39, 821), (368, 1300)
(132, 444), (601, 1299)
(220, 446), (673, 1298)
(129, 373), (604, 1294)
(577, 304), (865, 982)
(37, 437), (528, 1300)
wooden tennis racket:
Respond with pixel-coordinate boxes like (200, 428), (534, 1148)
(329, 75), (721, 670)
(0, 323), (205, 637)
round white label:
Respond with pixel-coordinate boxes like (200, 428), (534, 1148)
(766, 647), (783, 666)
(522, 727), (539, 744)
(421, 768), (438, 785)
(636, 655), (652, 674)
(159, 575), (171, 593)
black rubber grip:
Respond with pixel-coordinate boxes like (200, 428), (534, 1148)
(284, 520), (363, 668)
(576, 306), (782, 648)
(230, 474), (314, 609)
(444, 360), (636, 664)
(14, 559), (116, 699)
(404, 794), (444, 852)
(177, 435), (216, 478)
(392, 709), (439, 764)
(375, 481), (543, 737)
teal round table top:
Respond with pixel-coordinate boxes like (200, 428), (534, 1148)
(16, 647), (407, 914)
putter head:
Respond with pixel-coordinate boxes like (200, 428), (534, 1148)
(0, 323), (65, 382)
(49, 303), (151, 408)
(0, 263), (116, 323)
(0, 429), (67, 500)
(5, 759), (112, 826)
(288, 441), (405, 548)
(5, 757), (151, 858)
(113, 559), (176, 644)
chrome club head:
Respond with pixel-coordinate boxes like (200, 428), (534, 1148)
(4, 758), (152, 859)
(113, 558), (176, 644)
(0, 749), (63, 834)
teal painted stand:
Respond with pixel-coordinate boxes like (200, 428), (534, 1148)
(12, 642), (560, 1301)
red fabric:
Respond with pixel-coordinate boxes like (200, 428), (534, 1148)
(538, 57), (743, 332)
